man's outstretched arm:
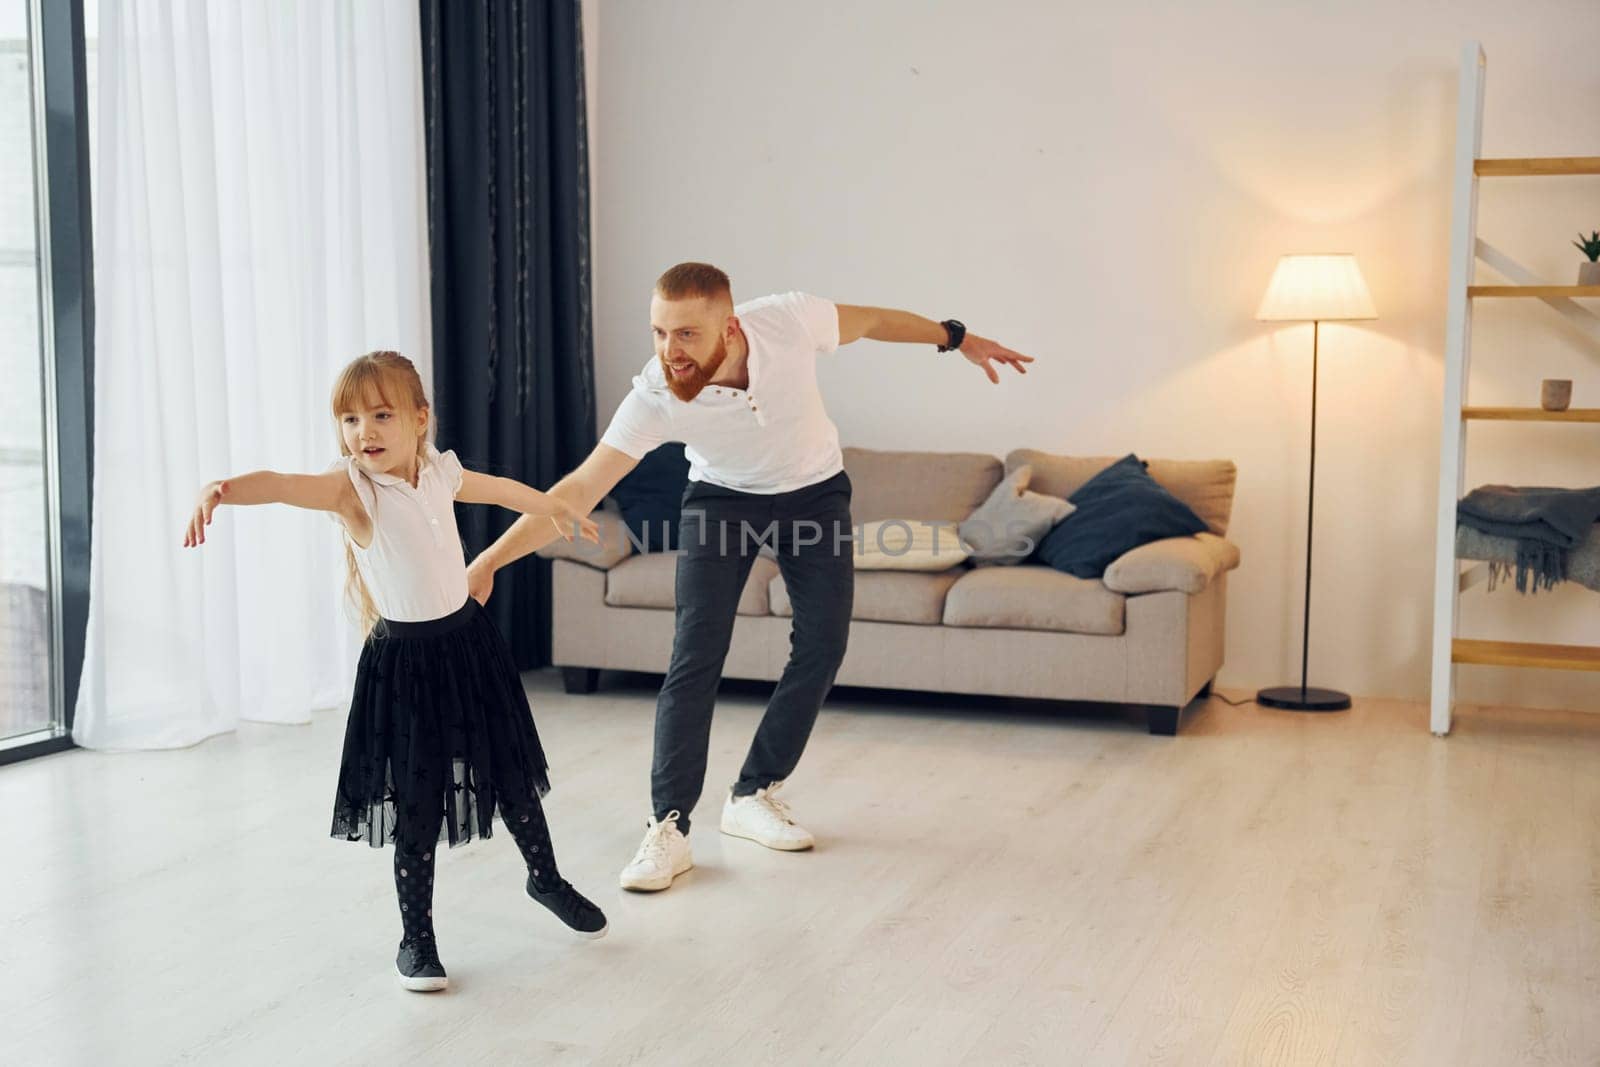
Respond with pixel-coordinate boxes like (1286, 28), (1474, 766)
(466, 443), (640, 603)
(835, 304), (1034, 384)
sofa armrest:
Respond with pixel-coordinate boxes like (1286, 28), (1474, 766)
(535, 507), (634, 570)
(1102, 533), (1241, 595)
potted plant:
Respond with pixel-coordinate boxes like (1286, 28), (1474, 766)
(1574, 230), (1600, 286)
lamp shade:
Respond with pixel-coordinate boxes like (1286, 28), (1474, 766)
(1256, 254), (1377, 322)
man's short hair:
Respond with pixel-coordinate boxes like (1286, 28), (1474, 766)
(655, 262), (732, 303)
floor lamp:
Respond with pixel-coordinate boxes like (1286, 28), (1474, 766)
(1255, 254), (1377, 712)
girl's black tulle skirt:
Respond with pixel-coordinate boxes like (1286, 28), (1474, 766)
(330, 598), (550, 850)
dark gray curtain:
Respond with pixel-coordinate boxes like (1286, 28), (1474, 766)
(420, 0), (597, 668)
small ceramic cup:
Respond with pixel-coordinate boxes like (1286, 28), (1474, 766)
(1541, 379), (1573, 412)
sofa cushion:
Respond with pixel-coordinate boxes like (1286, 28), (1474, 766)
(958, 464), (1076, 566)
(606, 551), (780, 615)
(842, 447), (1002, 525)
(608, 442), (690, 552)
(1102, 533), (1241, 595)
(942, 565), (1125, 635)
(854, 519), (970, 571)
(1006, 449), (1237, 536)
(770, 568), (963, 625)
(1034, 455), (1208, 579)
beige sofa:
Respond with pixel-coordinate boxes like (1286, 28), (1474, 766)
(540, 448), (1240, 735)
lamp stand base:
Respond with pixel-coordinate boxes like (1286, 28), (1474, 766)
(1256, 685), (1351, 712)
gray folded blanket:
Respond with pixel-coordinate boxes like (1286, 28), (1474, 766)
(1456, 523), (1600, 593)
(1456, 484), (1600, 592)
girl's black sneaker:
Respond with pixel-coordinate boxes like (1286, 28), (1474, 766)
(526, 876), (609, 939)
(396, 937), (449, 991)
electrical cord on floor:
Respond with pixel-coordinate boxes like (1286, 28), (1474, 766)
(1208, 692), (1255, 707)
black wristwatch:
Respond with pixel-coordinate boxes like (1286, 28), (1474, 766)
(937, 318), (966, 352)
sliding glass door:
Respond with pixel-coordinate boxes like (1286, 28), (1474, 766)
(0, 0), (57, 746)
(1, 0), (91, 763)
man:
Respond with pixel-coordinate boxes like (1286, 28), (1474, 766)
(467, 263), (1031, 892)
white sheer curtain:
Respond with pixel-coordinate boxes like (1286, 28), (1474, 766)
(75, 0), (432, 750)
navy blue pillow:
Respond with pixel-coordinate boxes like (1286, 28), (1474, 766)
(1034, 454), (1207, 578)
(609, 443), (690, 552)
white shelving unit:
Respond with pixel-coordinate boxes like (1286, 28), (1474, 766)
(1429, 41), (1600, 736)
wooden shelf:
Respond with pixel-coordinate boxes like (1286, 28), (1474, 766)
(1463, 406), (1600, 423)
(1474, 156), (1600, 177)
(1468, 285), (1600, 298)
(1452, 639), (1600, 672)
(1430, 48), (1599, 735)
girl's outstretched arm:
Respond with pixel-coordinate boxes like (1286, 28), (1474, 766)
(183, 469), (362, 547)
(456, 470), (601, 544)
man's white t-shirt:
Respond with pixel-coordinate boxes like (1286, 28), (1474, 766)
(599, 291), (845, 495)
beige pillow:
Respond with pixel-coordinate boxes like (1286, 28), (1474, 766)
(854, 519), (970, 571)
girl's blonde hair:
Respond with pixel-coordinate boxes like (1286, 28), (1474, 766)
(331, 351), (432, 635)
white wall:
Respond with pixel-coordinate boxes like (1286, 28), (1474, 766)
(587, 0), (1600, 712)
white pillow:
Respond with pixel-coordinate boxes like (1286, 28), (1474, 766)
(958, 463), (1076, 566)
(854, 519), (970, 571)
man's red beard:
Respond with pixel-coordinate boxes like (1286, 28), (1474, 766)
(660, 336), (727, 402)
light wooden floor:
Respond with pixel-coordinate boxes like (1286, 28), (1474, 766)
(2, 673), (1597, 1066)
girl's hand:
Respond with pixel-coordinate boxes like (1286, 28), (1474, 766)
(184, 481), (228, 547)
(550, 504), (601, 544)
(466, 555), (496, 606)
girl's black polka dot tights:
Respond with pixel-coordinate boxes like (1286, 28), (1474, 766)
(500, 794), (563, 892)
(393, 840), (436, 944)
(389, 791), (561, 945)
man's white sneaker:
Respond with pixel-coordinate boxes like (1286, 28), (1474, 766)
(619, 811), (693, 892)
(719, 782), (815, 851)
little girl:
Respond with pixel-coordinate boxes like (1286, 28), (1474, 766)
(183, 350), (607, 992)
